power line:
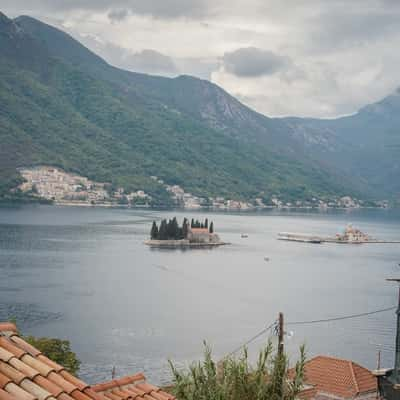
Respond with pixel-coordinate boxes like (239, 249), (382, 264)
(224, 305), (396, 359)
(286, 306), (396, 326)
(224, 320), (277, 359)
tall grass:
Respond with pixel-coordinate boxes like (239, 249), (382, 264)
(169, 341), (306, 400)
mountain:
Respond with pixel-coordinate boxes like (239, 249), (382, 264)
(281, 89), (400, 197)
(0, 12), (397, 205)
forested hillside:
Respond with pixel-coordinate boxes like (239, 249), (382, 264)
(1, 12), (396, 205)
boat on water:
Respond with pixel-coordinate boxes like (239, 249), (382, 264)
(241, 233), (249, 238)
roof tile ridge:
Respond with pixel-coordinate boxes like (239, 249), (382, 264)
(0, 323), (18, 335)
(348, 360), (359, 395)
(91, 373), (145, 392)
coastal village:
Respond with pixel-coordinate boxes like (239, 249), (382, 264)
(18, 167), (151, 206)
(16, 166), (387, 210)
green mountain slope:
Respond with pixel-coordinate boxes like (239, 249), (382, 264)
(0, 12), (366, 204)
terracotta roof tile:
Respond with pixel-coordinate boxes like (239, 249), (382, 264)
(0, 361), (27, 384)
(103, 392), (121, 400)
(70, 390), (93, 400)
(0, 349), (14, 364)
(0, 325), (17, 335)
(47, 372), (76, 394)
(83, 388), (107, 400)
(0, 373), (11, 390)
(58, 393), (76, 400)
(123, 389), (142, 399)
(3, 382), (37, 400)
(109, 389), (131, 399)
(9, 357), (40, 379)
(147, 392), (170, 400)
(91, 375), (145, 394)
(10, 337), (42, 357)
(91, 374), (175, 400)
(0, 388), (18, 400)
(124, 387), (145, 397)
(22, 355), (54, 377)
(20, 379), (53, 400)
(37, 356), (64, 373)
(59, 371), (88, 391)
(33, 375), (64, 397)
(0, 338), (25, 359)
(134, 383), (158, 394)
(157, 392), (174, 400)
(292, 355), (377, 399)
(0, 322), (173, 400)
(190, 228), (209, 233)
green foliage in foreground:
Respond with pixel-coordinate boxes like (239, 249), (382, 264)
(24, 336), (81, 375)
(169, 342), (306, 400)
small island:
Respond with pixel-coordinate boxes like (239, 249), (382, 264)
(145, 217), (228, 248)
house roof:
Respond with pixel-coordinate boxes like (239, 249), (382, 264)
(91, 374), (175, 400)
(0, 322), (174, 400)
(298, 355), (377, 399)
(190, 228), (209, 233)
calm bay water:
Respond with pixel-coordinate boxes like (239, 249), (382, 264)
(1, 205), (400, 384)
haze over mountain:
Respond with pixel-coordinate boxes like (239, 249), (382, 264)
(0, 12), (399, 204)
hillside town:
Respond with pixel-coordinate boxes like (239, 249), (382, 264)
(18, 166), (152, 206)
(17, 166), (386, 210)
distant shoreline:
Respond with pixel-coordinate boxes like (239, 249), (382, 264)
(0, 200), (395, 211)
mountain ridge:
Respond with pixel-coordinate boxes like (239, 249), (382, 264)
(0, 12), (398, 205)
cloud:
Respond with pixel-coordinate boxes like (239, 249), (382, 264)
(3, 0), (400, 117)
(124, 49), (178, 75)
(107, 9), (129, 23)
(222, 47), (291, 77)
(0, 0), (213, 19)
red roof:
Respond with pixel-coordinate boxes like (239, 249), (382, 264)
(0, 322), (174, 400)
(91, 375), (175, 400)
(296, 355), (377, 399)
(190, 228), (209, 233)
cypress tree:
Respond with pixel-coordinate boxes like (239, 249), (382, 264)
(159, 219), (168, 240)
(150, 221), (159, 239)
(171, 217), (179, 239)
(182, 218), (189, 239)
(205, 218), (208, 229)
(191, 218), (195, 228)
(209, 221), (214, 233)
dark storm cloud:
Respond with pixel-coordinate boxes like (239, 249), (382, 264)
(124, 49), (178, 75)
(222, 48), (291, 77)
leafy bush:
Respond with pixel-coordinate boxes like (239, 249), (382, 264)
(24, 336), (81, 374)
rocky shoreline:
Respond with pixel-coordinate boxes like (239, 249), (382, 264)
(144, 239), (229, 248)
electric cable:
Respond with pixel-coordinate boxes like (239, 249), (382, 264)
(286, 306), (396, 326)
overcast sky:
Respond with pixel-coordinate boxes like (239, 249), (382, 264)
(2, 0), (400, 117)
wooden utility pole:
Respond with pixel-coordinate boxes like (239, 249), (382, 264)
(386, 278), (400, 384)
(278, 312), (284, 356)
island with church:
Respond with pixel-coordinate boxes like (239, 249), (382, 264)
(144, 217), (228, 248)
